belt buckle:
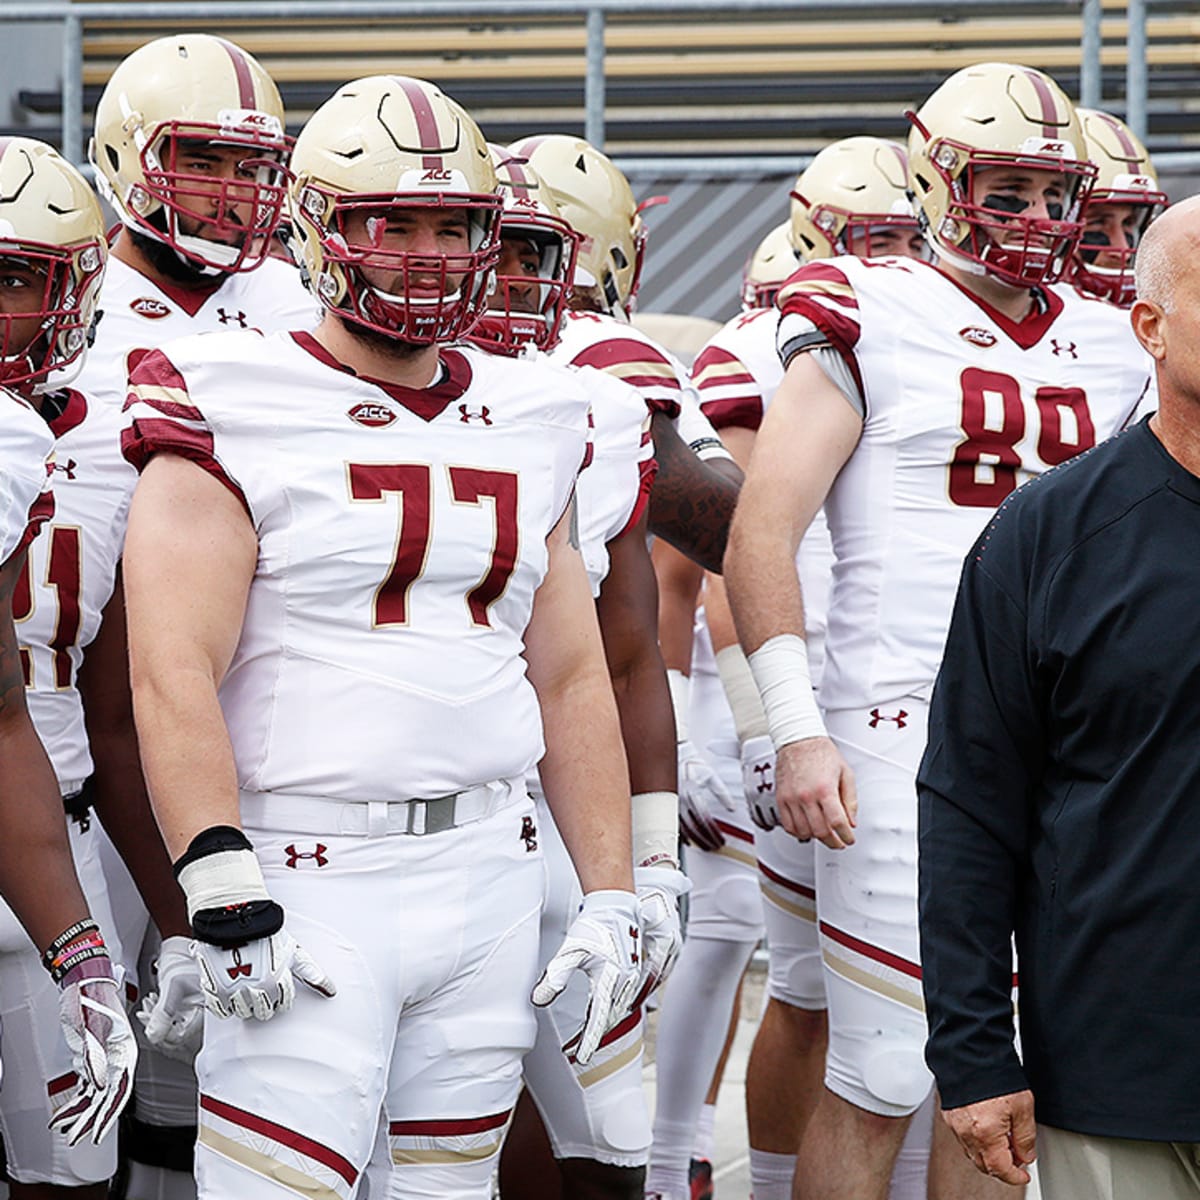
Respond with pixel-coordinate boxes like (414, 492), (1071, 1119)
(422, 794), (457, 836)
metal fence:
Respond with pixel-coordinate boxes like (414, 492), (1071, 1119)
(0, 0), (1168, 170)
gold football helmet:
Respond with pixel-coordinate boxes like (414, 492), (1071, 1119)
(469, 146), (579, 356)
(91, 33), (289, 274)
(1072, 107), (1167, 306)
(288, 76), (502, 344)
(907, 62), (1096, 287)
(789, 137), (920, 261)
(507, 134), (643, 317)
(0, 138), (106, 391)
(740, 222), (796, 310)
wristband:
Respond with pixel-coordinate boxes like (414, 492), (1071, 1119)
(174, 825), (271, 924)
(714, 644), (770, 743)
(746, 634), (827, 750)
(666, 670), (690, 743)
(42, 918), (100, 969)
(632, 791), (680, 870)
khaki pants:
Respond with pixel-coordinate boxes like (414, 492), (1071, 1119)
(1039, 1125), (1200, 1200)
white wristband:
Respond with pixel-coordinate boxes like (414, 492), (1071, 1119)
(746, 634), (827, 750)
(666, 669), (690, 743)
(714, 645), (770, 743)
(632, 791), (680, 869)
(176, 848), (270, 924)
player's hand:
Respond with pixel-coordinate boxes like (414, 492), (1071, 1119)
(740, 734), (779, 830)
(532, 889), (641, 1065)
(677, 738), (737, 850)
(774, 737), (857, 849)
(633, 866), (691, 1002)
(52, 956), (136, 1146)
(191, 927), (336, 1021)
(136, 935), (205, 1062)
(942, 1091), (1037, 1186)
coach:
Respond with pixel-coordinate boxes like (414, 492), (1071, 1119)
(916, 194), (1200, 1200)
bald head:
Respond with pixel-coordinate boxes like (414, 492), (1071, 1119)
(1134, 196), (1200, 313)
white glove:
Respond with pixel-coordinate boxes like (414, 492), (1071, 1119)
(741, 734), (779, 830)
(51, 958), (137, 1146)
(677, 738), (738, 852)
(532, 890), (641, 1065)
(191, 927), (336, 1021)
(634, 866), (690, 1002)
(136, 935), (205, 1062)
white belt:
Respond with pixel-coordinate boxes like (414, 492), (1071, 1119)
(238, 777), (526, 839)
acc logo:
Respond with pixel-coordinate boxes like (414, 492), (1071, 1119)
(347, 402), (397, 428)
(421, 168), (453, 183)
(959, 326), (997, 348)
(130, 296), (171, 320)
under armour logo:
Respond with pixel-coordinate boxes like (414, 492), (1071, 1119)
(459, 404), (492, 425)
(629, 925), (639, 964)
(227, 949), (252, 980)
(752, 761), (773, 794)
(520, 816), (538, 853)
(52, 458), (77, 480)
(869, 708), (908, 729)
(1051, 339), (1078, 359)
(284, 843), (328, 868)
(217, 308), (248, 328)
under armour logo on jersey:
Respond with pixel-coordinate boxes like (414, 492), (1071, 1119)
(869, 708), (908, 729)
(752, 761), (774, 794)
(459, 404), (493, 425)
(217, 308), (248, 328)
(519, 816), (538, 852)
(227, 949), (252, 980)
(284, 843), (328, 869)
(1051, 339), (1079, 359)
(52, 458), (77, 480)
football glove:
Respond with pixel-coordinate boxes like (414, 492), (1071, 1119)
(741, 734), (779, 830)
(677, 739), (737, 851)
(136, 935), (205, 1060)
(633, 865), (690, 1002)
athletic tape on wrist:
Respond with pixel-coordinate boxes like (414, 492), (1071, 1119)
(632, 790), (680, 870)
(714, 644), (771, 743)
(746, 634), (827, 749)
(666, 670), (690, 743)
(175, 842), (271, 924)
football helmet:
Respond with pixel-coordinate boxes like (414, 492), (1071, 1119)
(469, 145), (580, 356)
(906, 62), (1096, 287)
(288, 76), (502, 344)
(508, 134), (643, 317)
(740, 222), (796, 310)
(0, 138), (106, 391)
(91, 33), (289, 274)
(1072, 107), (1167, 306)
(789, 137), (919, 261)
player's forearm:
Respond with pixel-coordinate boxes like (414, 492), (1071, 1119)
(538, 665), (635, 894)
(650, 539), (703, 673)
(723, 511), (808, 654)
(129, 663), (242, 860)
(0, 714), (91, 947)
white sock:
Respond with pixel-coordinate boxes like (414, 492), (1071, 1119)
(887, 1090), (934, 1200)
(692, 1102), (716, 1161)
(647, 935), (756, 1189)
(749, 1148), (795, 1200)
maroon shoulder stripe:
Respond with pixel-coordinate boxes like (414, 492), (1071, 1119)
(200, 1094), (358, 1187)
(215, 38), (257, 110)
(388, 1108), (511, 1138)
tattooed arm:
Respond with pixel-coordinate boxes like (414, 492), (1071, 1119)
(647, 412), (743, 574)
(0, 548), (92, 948)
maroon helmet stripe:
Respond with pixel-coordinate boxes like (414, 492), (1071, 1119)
(1099, 110), (1140, 159)
(0, 136), (14, 157)
(215, 38), (257, 109)
(396, 77), (445, 170)
(888, 141), (907, 172)
(1023, 68), (1062, 138)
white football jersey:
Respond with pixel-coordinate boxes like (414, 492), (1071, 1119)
(74, 255), (319, 410)
(123, 331), (590, 800)
(776, 255), (1152, 711)
(0, 391), (54, 565)
(15, 392), (137, 792)
(692, 306), (833, 683)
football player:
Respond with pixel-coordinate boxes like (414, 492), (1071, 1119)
(1071, 106), (1167, 308)
(0, 136), (137, 1189)
(724, 63), (1150, 1199)
(79, 36), (318, 1200)
(120, 75), (641, 1200)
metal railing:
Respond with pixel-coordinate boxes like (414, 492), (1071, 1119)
(0, 0), (1167, 168)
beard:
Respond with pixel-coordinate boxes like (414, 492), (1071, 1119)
(129, 225), (219, 286)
